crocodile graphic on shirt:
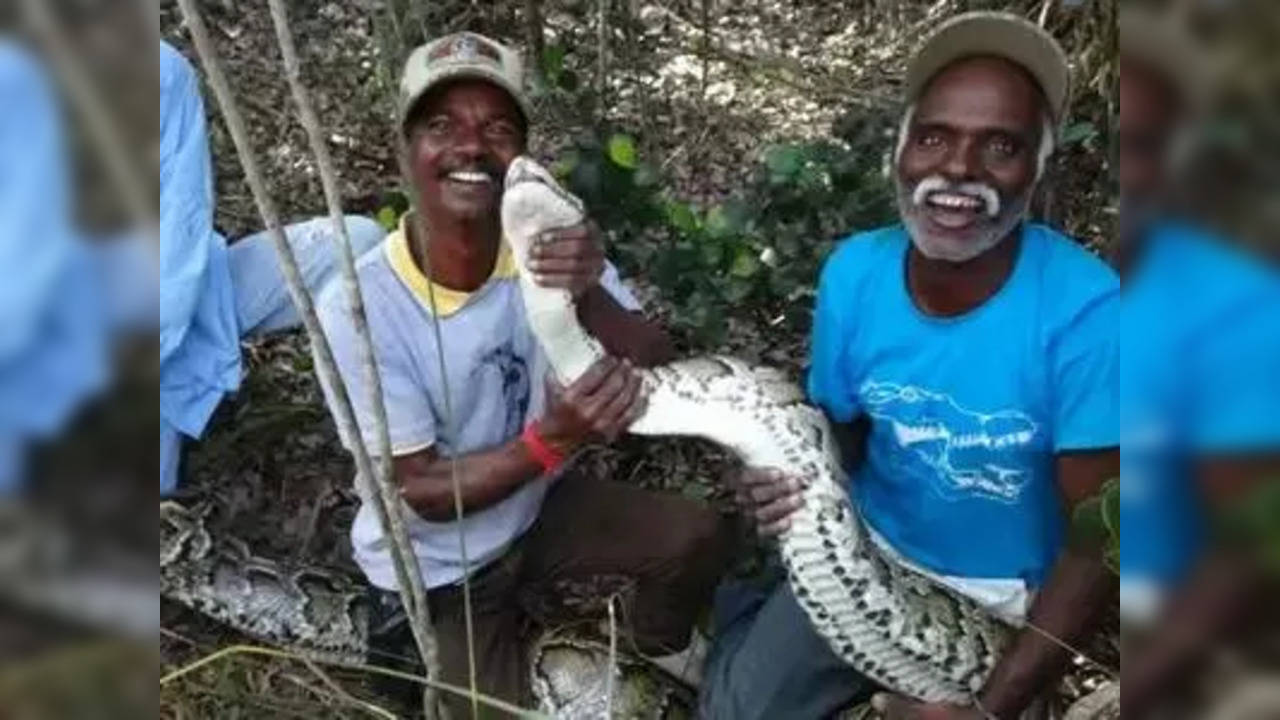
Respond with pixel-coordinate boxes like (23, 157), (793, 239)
(861, 381), (1040, 503)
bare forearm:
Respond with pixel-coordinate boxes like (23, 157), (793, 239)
(396, 440), (542, 521)
(576, 285), (676, 367)
(977, 546), (1116, 717)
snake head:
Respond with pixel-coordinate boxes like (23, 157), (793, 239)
(501, 156), (588, 261)
(504, 156), (585, 214)
(504, 155), (544, 189)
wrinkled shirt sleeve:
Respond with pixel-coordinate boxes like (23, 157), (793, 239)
(1050, 288), (1119, 451)
(0, 41), (106, 441)
(159, 41), (240, 437)
(160, 41), (215, 360)
(0, 41), (74, 361)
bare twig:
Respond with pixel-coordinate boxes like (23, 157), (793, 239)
(605, 594), (618, 719)
(160, 644), (549, 718)
(1022, 620), (1119, 680)
(265, 0), (442, 715)
(524, 0), (545, 83)
(1037, 0), (1053, 29)
(375, 7), (482, 717)
(19, 0), (155, 232)
(174, 1), (444, 715)
(297, 656), (399, 720)
(597, 0), (609, 116)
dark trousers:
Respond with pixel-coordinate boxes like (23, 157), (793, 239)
(367, 471), (733, 717)
(699, 564), (878, 720)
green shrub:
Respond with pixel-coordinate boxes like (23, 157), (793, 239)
(556, 121), (898, 346)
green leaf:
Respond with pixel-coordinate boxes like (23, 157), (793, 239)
(1071, 477), (1121, 572)
(665, 201), (698, 234)
(375, 206), (398, 231)
(705, 204), (742, 239)
(765, 145), (803, 180)
(541, 43), (566, 84)
(725, 277), (753, 302)
(1060, 121), (1098, 146)
(551, 154), (577, 181)
(730, 246), (760, 278)
(607, 134), (638, 170)
(700, 241), (724, 266)
(633, 163), (659, 188)
(1101, 477), (1120, 539)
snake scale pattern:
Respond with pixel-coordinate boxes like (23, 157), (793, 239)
(161, 499), (696, 716)
(160, 499), (371, 663)
(501, 156), (1013, 704)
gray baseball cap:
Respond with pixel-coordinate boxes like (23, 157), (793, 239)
(399, 32), (529, 131)
(905, 11), (1070, 123)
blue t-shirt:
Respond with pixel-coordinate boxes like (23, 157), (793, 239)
(1120, 222), (1280, 586)
(808, 223), (1119, 586)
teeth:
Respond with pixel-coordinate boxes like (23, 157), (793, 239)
(927, 192), (981, 210)
(448, 171), (491, 184)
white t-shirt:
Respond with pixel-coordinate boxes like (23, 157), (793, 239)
(316, 215), (640, 590)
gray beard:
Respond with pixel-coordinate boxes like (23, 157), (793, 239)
(896, 179), (1031, 263)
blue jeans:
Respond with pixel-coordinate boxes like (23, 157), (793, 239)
(700, 564), (878, 720)
(159, 215), (384, 494)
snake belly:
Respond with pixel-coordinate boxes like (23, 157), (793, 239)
(501, 155), (1013, 704)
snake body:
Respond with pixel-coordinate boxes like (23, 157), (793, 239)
(501, 156), (1013, 704)
(160, 500), (371, 663)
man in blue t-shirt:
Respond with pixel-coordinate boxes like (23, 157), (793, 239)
(1116, 9), (1280, 716)
(701, 13), (1119, 719)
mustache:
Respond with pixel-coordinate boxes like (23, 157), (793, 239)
(909, 175), (1001, 218)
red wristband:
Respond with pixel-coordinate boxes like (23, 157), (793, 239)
(521, 421), (565, 472)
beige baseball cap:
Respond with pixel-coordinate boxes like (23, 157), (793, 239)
(905, 11), (1070, 124)
(399, 32), (530, 132)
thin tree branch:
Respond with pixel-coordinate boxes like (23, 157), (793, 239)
(597, 0), (609, 117)
(524, 0), (545, 84)
(374, 7), (482, 717)
(264, 1), (441, 717)
(19, 0), (156, 232)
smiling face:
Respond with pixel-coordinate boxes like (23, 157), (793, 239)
(405, 79), (526, 222)
(895, 56), (1047, 262)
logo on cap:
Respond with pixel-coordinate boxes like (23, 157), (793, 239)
(428, 34), (503, 67)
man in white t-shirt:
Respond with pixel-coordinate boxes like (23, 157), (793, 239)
(316, 32), (730, 714)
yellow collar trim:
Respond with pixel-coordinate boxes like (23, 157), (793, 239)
(385, 213), (517, 317)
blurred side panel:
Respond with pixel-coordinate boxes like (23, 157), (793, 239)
(0, 0), (158, 717)
(1119, 1), (1280, 718)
